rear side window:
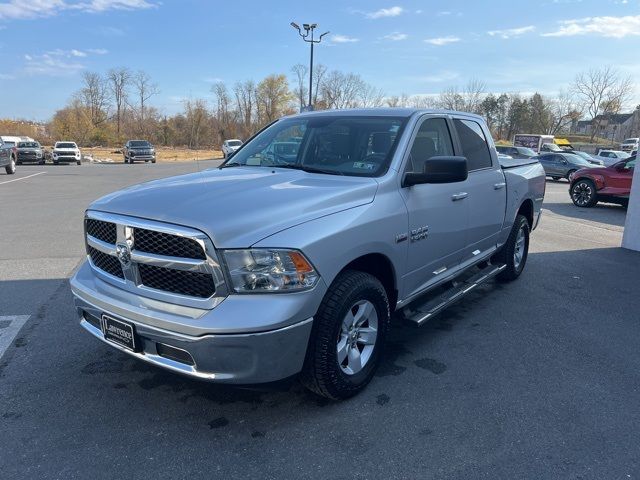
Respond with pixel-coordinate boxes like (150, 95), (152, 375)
(406, 118), (454, 173)
(454, 119), (492, 171)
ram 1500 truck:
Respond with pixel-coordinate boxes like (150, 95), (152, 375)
(71, 109), (545, 399)
(0, 139), (17, 174)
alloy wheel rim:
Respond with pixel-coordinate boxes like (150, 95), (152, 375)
(572, 182), (593, 206)
(337, 300), (378, 375)
(513, 226), (526, 270)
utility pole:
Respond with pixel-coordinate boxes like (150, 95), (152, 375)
(290, 22), (329, 111)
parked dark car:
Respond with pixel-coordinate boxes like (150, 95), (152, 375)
(537, 152), (600, 181)
(495, 145), (538, 159)
(16, 141), (45, 165)
(569, 155), (635, 208)
(123, 140), (156, 164)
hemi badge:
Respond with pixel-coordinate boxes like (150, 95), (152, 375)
(395, 233), (408, 243)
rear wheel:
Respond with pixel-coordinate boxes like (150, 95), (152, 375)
(5, 156), (16, 174)
(492, 214), (530, 282)
(571, 179), (598, 208)
(301, 270), (390, 400)
(566, 169), (577, 181)
(551, 176), (560, 181)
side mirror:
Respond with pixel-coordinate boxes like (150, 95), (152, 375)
(402, 156), (468, 187)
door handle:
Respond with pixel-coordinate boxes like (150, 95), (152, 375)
(494, 182), (506, 190)
(451, 192), (468, 201)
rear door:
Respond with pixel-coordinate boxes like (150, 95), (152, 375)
(399, 115), (469, 298)
(452, 117), (507, 262)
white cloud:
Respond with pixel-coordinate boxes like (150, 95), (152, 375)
(332, 34), (359, 43)
(488, 25), (535, 39)
(366, 6), (403, 19)
(424, 36), (460, 46)
(20, 47), (107, 76)
(382, 32), (407, 41)
(0, 0), (155, 20)
(542, 15), (640, 38)
(411, 71), (460, 83)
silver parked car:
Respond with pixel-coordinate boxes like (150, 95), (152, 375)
(71, 109), (545, 399)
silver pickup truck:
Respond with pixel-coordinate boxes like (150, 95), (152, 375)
(0, 140), (17, 174)
(71, 109), (545, 399)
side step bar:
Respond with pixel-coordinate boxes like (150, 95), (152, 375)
(402, 263), (507, 326)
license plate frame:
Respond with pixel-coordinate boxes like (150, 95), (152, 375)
(101, 314), (138, 352)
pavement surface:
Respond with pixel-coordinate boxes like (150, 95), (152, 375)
(0, 163), (638, 479)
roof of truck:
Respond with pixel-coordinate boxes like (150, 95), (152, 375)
(289, 107), (484, 121)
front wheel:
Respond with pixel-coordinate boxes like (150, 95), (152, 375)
(571, 179), (598, 208)
(492, 214), (530, 282)
(566, 169), (577, 181)
(301, 270), (390, 400)
(5, 156), (16, 174)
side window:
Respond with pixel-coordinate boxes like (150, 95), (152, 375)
(453, 119), (492, 171)
(407, 118), (454, 172)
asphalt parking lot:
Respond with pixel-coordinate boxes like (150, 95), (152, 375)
(1, 163), (639, 479)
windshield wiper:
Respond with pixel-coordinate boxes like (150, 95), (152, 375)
(219, 162), (244, 168)
(274, 163), (344, 176)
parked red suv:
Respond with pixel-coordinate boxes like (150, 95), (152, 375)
(569, 155), (636, 208)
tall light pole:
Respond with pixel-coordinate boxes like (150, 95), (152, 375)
(290, 22), (329, 110)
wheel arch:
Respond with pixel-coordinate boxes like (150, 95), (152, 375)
(340, 253), (398, 311)
(517, 198), (534, 230)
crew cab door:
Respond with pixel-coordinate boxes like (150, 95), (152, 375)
(451, 117), (507, 262)
(399, 116), (469, 299)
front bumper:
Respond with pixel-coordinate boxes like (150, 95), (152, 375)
(71, 261), (324, 383)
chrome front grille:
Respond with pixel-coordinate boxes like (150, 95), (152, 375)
(84, 211), (227, 308)
(132, 227), (205, 260)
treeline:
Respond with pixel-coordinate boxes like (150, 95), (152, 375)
(35, 65), (636, 147)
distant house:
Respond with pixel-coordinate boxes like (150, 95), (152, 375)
(572, 110), (640, 142)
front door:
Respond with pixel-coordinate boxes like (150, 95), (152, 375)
(399, 116), (469, 299)
(607, 157), (636, 195)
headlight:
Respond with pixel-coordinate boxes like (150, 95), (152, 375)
(222, 249), (318, 293)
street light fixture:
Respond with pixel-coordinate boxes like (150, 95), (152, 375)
(290, 22), (329, 110)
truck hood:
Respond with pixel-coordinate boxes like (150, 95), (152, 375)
(89, 166), (378, 247)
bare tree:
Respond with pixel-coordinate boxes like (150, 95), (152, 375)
(312, 64), (328, 106)
(107, 67), (131, 138)
(320, 71), (364, 109)
(183, 98), (209, 148)
(572, 66), (633, 141)
(234, 80), (256, 135)
(291, 64), (308, 110)
(131, 70), (159, 136)
(549, 91), (582, 135)
(358, 83), (386, 108)
(80, 71), (110, 127)
(212, 82), (235, 143)
(436, 79), (486, 113)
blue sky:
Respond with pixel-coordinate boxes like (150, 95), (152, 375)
(0, 0), (639, 120)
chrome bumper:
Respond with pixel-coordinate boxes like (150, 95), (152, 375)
(71, 261), (324, 383)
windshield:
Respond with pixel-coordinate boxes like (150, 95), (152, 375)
(4, 141), (16, 146)
(565, 154), (592, 166)
(224, 116), (407, 177)
(56, 143), (77, 149)
(617, 151), (631, 158)
(18, 142), (39, 148)
(543, 143), (562, 152)
(228, 140), (242, 147)
(130, 141), (151, 147)
(518, 147), (537, 156)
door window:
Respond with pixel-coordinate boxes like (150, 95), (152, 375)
(453, 119), (492, 171)
(406, 118), (454, 172)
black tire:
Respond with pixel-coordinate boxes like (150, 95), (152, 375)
(570, 179), (598, 208)
(492, 214), (530, 282)
(151, 159), (156, 163)
(123, 156), (128, 164)
(566, 169), (576, 181)
(551, 176), (560, 181)
(38, 160), (45, 165)
(76, 160), (81, 165)
(301, 270), (391, 400)
(5, 156), (16, 175)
